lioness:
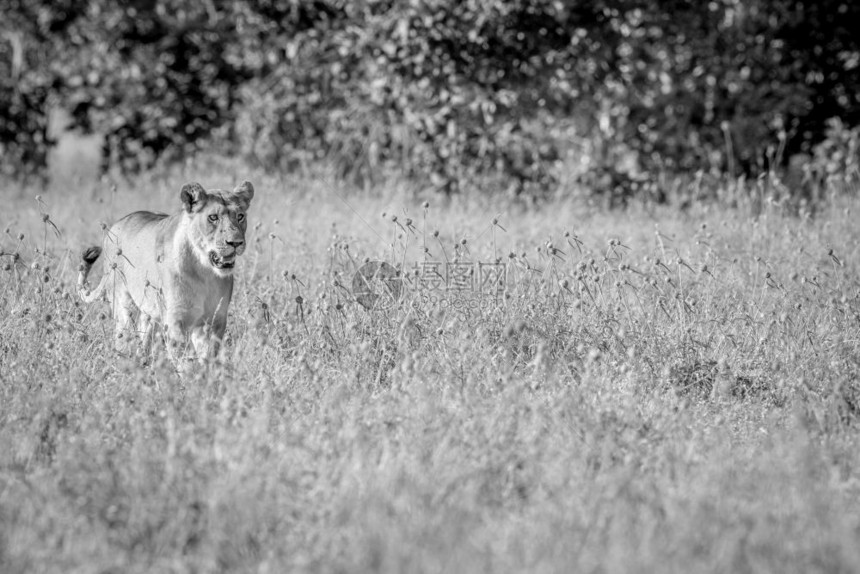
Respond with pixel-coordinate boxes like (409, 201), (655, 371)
(78, 181), (254, 363)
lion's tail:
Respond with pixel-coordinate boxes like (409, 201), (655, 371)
(77, 246), (107, 303)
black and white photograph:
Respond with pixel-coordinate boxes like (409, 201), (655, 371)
(2, 1), (860, 572)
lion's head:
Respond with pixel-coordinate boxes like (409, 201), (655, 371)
(180, 181), (255, 276)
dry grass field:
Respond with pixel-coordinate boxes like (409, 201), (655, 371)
(2, 160), (860, 573)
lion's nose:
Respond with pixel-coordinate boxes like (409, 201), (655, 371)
(226, 239), (244, 249)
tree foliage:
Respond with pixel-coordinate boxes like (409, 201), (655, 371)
(0, 0), (89, 178)
(2, 0), (860, 195)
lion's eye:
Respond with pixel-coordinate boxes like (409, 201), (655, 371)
(208, 214), (219, 223)
(237, 213), (245, 222)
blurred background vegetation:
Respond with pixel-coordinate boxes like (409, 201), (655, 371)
(2, 0), (860, 203)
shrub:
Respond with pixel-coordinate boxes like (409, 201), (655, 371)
(3, 0), (860, 202)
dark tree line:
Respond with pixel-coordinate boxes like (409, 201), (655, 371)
(2, 0), (859, 195)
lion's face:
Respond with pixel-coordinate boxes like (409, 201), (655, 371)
(181, 181), (254, 277)
(193, 200), (248, 274)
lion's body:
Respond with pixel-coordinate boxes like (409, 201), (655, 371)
(78, 181), (254, 362)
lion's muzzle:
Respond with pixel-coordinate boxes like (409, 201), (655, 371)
(208, 250), (238, 270)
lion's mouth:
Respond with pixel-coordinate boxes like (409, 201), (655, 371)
(209, 251), (236, 270)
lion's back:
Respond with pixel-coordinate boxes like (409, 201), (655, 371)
(116, 210), (170, 233)
(104, 211), (169, 258)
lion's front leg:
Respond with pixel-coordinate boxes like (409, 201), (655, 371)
(190, 317), (226, 362)
(163, 314), (190, 367)
(135, 312), (155, 363)
(211, 315), (227, 358)
(190, 325), (212, 361)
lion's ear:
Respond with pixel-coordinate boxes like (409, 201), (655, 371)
(180, 182), (207, 213)
(233, 181), (254, 209)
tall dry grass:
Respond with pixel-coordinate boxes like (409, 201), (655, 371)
(1, 161), (860, 573)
